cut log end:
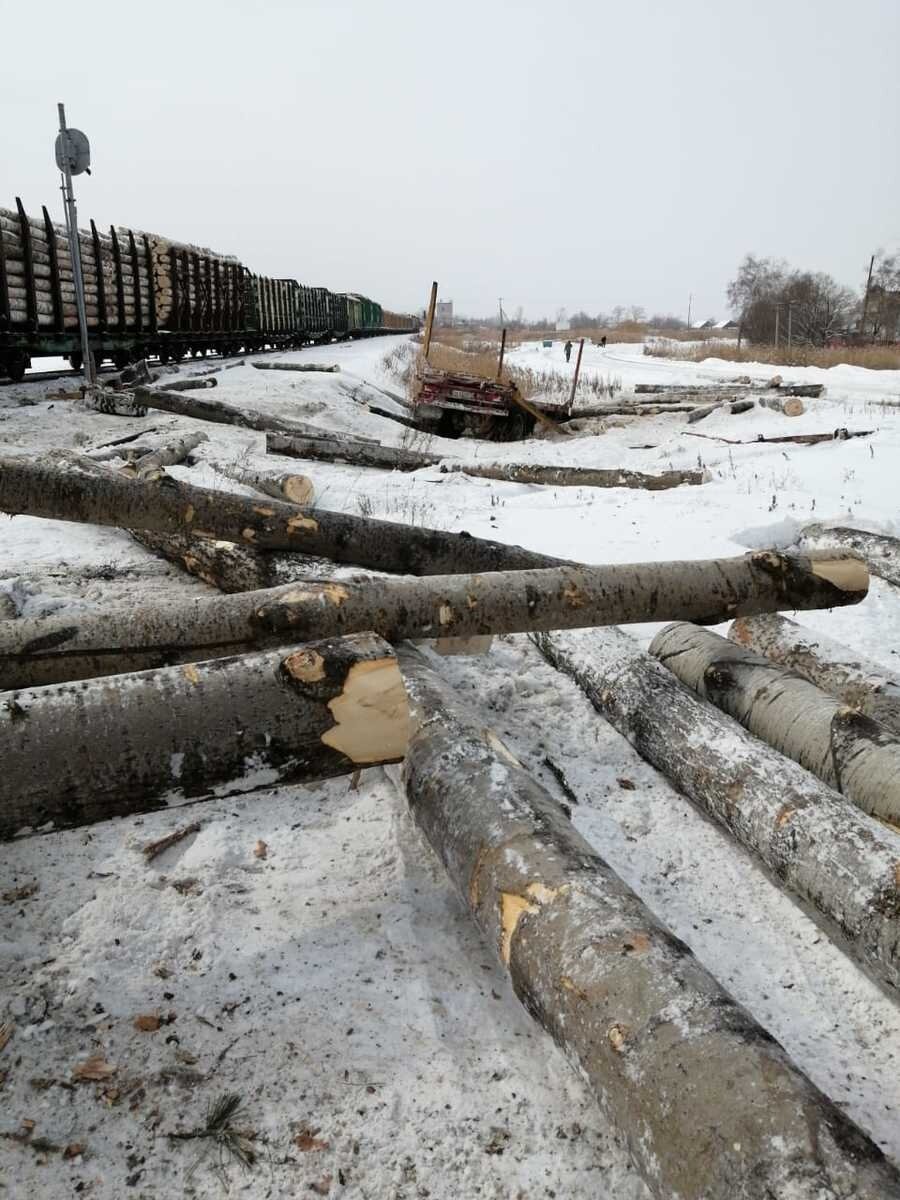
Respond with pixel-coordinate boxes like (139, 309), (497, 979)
(808, 556), (869, 594)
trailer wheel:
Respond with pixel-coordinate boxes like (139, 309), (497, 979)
(113, 350), (132, 370)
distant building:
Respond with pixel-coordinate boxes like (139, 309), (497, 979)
(435, 300), (454, 327)
(714, 318), (739, 330)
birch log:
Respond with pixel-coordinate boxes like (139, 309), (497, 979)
(399, 648), (900, 1200)
(266, 432), (441, 472)
(0, 453), (572, 576)
(445, 462), (707, 490)
(730, 613), (900, 735)
(151, 377), (218, 392)
(132, 386), (374, 444)
(120, 431), (208, 479)
(536, 625), (900, 994)
(686, 402), (723, 424)
(252, 362), (340, 373)
(1, 634), (408, 839)
(651, 623), (900, 824)
(759, 394), (806, 417)
(209, 461), (315, 506)
(797, 525), (900, 589)
(0, 551), (867, 690)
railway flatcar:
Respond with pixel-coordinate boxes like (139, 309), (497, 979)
(0, 197), (418, 380)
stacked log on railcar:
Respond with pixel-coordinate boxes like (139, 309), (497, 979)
(1, 196), (419, 379)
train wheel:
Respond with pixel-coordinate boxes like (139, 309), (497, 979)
(113, 350), (131, 370)
(68, 352), (82, 371)
(4, 353), (28, 383)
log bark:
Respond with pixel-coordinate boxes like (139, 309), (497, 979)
(728, 398), (755, 415)
(759, 394), (806, 416)
(730, 613), (900, 735)
(797, 525), (900, 589)
(568, 403), (709, 417)
(151, 377), (218, 392)
(0, 453), (572, 576)
(128, 530), (335, 595)
(252, 362), (340, 373)
(399, 647), (900, 1200)
(0, 552), (868, 691)
(651, 622), (900, 824)
(634, 383), (745, 395)
(444, 462), (707, 489)
(537, 625), (900, 995)
(132, 386), (373, 443)
(209, 461), (315, 506)
(266, 432), (442, 472)
(0, 634), (408, 839)
(686, 402), (723, 423)
(120, 431), (208, 480)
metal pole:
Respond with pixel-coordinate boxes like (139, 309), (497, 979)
(567, 337), (584, 414)
(422, 281), (438, 361)
(57, 103), (94, 388)
(496, 328), (507, 380)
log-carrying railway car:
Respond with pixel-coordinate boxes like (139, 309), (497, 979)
(0, 197), (418, 380)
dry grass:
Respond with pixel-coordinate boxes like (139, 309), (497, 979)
(644, 340), (900, 371)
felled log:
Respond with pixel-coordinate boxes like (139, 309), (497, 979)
(210, 461), (315, 506)
(686, 402), (723, 423)
(759, 394), (805, 417)
(569, 403), (708, 417)
(120, 432), (208, 480)
(266, 432), (441, 472)
(536, 625), (900, 994)
(651, 622), (900, 824)
(1, 634), (408, 839)
(366, 404), (434, 433)
(132, 386), (373, 444)
(128, 530), (335, 596)
(152, 377), (218, 392)
(399, 647), (900, 1199)
(444, 462), (707, 489)
(685, 428), (873, 447)
(634, 383), (745, 395)
(0, 453), (572, 577)
(779, 383), (824, 398)
(730, 613), (900, 736)
(728, 398), (755, 415)
(797, 525), (900, 589)
(252, 362), (340, 373)
(0, 551), (865, 690)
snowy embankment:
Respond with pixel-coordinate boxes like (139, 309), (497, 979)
(1, 335), (900, 1199)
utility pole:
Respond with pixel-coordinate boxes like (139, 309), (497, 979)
(860, 253), (875, 339)
(55, 103), (94, 388)
(787, 301), (793, 354)
(498, 297), (505, 328)
(422, 281), (438, 361)
(687, 293), (692, 329)
(774, 304), (780, 348)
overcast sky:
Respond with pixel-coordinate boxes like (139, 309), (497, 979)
(3, 0), (898, 321)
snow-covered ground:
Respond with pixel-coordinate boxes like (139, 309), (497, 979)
(2, 335), (900, 1198)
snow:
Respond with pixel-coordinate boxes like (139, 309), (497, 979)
(3, 334), (900, 1197)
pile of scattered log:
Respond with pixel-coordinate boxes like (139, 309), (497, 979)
(6, 435), (900, 1197)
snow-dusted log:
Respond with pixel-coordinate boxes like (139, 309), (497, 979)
(0, 453), (570, 576)
(128, 530), (333, 594)
(730, 613), (900, 735)
(686, 402), (723, 423)
(209, 460), (315, 506)
(252, 361), (340, 373)
(797, 524), (900, 589)
(119, 431), (208, 480)
(399, 647), (900, 1200)
(444, 462), (707, 489)
(131, 385), (371, 443)
(728, 398), (755, 415)
(537, 625), (900, 994)
(634, 383), (745, 395)
(0, 552), (869, 690)
(0, 634), (408, 839)
(266, 432), (441, 472)
(651, 622), (900, 824)
(759, 394), (805, 417)
(152, 377), (218, 392)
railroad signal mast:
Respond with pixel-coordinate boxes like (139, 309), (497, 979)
(55, 103), (94, 387)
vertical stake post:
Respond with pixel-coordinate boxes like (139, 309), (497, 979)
(567, 337), (584, 414)
(496, 328), (507, 380)
(422, 280), (438, 362)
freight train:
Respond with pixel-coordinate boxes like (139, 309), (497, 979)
(0, 198), (418, 380)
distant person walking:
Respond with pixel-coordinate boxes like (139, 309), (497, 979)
(564, 340), (573, 363)
(600, 335), (607, 348)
